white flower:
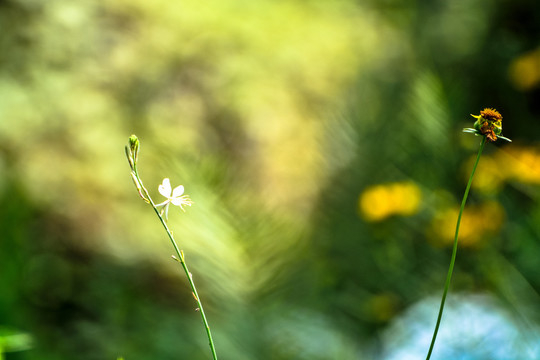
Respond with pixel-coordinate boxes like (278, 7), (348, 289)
(155, 178), (193, 219)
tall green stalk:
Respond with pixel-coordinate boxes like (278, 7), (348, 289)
(426, 108), (510, 358)
(126, 136), (218, 360)
(425, 136), (486, 360)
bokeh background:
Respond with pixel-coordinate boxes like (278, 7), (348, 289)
(1, 0), (540, 359)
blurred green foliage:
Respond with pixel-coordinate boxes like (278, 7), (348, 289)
(1, 0), (540, 359)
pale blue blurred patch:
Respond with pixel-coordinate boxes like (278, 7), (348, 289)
(381, 293), (540, 360)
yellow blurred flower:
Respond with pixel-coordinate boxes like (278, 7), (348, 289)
(472, 146), (540, 193)
(509, 48), (540, 91)
(359, 182), (422, 222)
(428, 201), (504, 247)
(499, 146), (540, 185)
(467, 156), (505, 194)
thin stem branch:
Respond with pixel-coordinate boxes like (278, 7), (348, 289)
(425, 136), (486, 360)
(132, 166), (218, 360)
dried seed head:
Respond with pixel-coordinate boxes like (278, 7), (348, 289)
(471, 108), (505, 142)
(480, 108), (502, 122)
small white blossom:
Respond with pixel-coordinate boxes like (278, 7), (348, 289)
(155, 178), (193, 219)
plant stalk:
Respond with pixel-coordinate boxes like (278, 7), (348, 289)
(132, 166), (218, 360)
(425, 136), (486, 360)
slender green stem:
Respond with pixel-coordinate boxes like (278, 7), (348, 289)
(425, 136), (486, 360)
(132, 166), (218, 360)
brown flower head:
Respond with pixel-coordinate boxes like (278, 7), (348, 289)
(464, 107), (510, 142)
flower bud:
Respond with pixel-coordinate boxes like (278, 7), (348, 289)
(129, 134), (140, 162)
(126, 134), (140, 170)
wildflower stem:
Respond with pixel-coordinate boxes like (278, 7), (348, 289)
(129, 165), (218, 360)
(425, 136), (486, 360)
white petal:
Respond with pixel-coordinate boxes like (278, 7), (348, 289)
(158, 178), (172, 197)
(171, 185), (185, 198)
